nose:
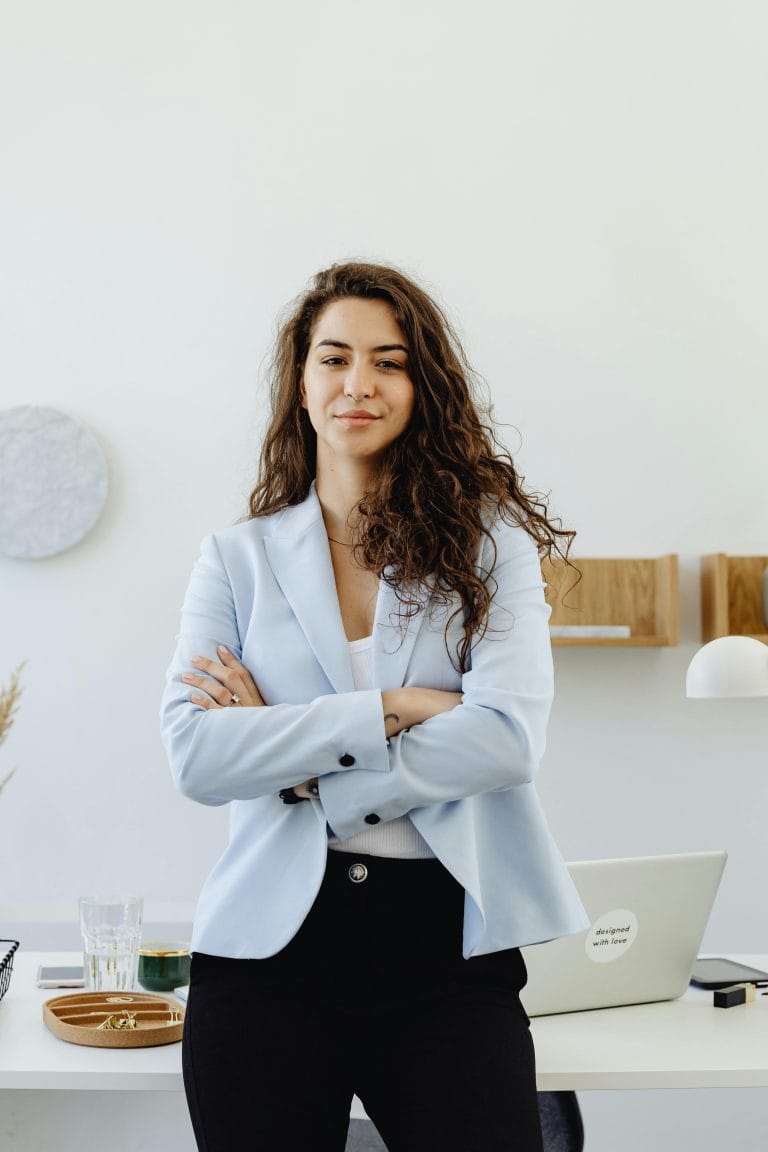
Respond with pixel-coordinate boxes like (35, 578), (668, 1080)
(344, 363), (374, 401)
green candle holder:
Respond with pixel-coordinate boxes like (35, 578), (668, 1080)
(137, 942), (190, 992)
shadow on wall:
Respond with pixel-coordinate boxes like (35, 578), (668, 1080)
(3, 922), (193, 951)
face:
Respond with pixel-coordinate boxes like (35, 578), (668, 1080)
(300, 297), (415, 475)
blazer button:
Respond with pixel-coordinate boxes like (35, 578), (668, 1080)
(364, 813), (380, 825)
(338, 753), (355, 767)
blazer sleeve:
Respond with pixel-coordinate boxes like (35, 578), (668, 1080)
(160, 534), (390, 806)
(317, 520), (555, 838)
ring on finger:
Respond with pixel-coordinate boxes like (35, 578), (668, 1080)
(229, 694), (241, 706)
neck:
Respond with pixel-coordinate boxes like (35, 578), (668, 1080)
(315, 459), (373, 543)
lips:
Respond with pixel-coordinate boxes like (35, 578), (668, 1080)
(335, 410), (379, 427)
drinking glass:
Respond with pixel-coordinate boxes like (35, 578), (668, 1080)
(78, 895), (143, 992)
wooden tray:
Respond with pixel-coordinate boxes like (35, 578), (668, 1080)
(43, 991), (184, 1048)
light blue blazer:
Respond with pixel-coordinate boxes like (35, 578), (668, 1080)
(161, 487), (588, 959)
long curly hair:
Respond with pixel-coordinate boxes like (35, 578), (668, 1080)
(249, 261), (574, 670)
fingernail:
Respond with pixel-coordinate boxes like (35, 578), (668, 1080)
(182, 673), (193, 682)
(190, 657), (203, 666)
(217, 645), (229, 656)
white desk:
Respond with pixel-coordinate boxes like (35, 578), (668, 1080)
(2, 952), (767, 1105)
(0, 952), (185, 1092)
(532, 973), (768, 1090)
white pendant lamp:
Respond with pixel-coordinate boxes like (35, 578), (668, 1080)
(686, 636), (768, 699)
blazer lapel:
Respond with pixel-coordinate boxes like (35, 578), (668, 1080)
(264, 487), (428, 694)
(263, 495), (354, 695)
(371, 574), (428, 691)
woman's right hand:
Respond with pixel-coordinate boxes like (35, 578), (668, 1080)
(381, 687), (462, 737)
(183, 645), (265, 710)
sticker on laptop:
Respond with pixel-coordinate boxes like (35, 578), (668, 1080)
(585, 909), (639, 963)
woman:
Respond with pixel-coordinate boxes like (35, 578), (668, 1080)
(161, 262), (587, 1152)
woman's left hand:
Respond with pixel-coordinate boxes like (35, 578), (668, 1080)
(183, 645), (265, 710)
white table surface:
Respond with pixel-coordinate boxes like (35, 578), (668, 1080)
(2, 952), (768, 1095)
(531, 955), (768, 1090)
(0, 952), (185, 1091)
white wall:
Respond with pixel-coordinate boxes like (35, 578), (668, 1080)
(2, 2), (767, 1148)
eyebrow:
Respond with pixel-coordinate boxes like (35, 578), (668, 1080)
(315, 339), (409, 355)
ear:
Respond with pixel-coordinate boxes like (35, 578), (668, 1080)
(298, 370), (308, 409)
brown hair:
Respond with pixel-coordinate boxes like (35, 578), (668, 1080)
(249, 261), (574, 670)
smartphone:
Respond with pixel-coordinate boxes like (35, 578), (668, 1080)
(690, 957), (768, 989)
(36, 965), (86, 988)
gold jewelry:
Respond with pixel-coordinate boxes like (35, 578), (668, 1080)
(327, 536), (353, 547)
(98, 1011), (137, 1031)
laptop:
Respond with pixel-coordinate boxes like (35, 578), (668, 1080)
(520, 850), (727, 1017)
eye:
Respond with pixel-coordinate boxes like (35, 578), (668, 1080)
(377, 359), (405, 371)
(321, 356), (346, 366)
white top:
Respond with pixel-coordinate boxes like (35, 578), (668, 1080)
(328, 635), (435, 859)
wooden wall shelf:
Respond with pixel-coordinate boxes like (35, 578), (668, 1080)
(700, 554), (768, 643)
(542, 555), (679, 647)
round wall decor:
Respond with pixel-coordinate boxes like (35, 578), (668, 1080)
(0, 405), (109, 559)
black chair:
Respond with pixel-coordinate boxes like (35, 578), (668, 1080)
(537, 1091), (585, 1152)
(345, 1091), (584, 1150)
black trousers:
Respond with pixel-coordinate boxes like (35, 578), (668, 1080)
(183, 851), (544, 1152)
